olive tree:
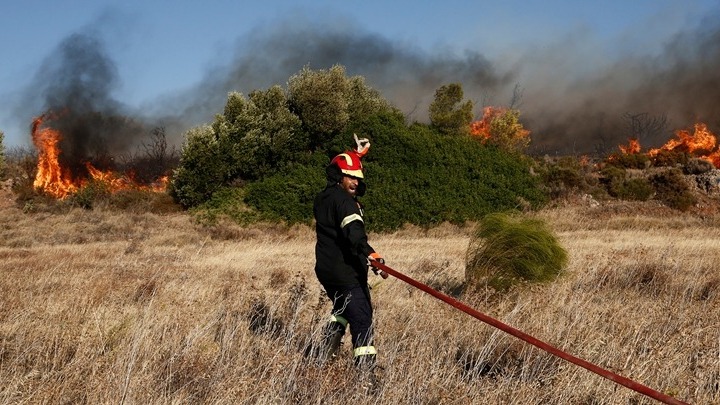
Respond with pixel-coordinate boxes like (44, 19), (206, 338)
(288, 64), (395, 149)
(429, 83), (474, 135)
(171, 87), (303, 207)
(172, 65), (396, 208)
(214, 86), (304, 181)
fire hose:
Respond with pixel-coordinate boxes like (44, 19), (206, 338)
(370, 261), (689, 405)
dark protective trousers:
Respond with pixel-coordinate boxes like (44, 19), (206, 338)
(323, 283), (374, 357)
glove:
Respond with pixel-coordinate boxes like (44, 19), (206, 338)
(353, 133), (370, 158)
(368, 252), (388, 279)
(368, 252), (384, 264)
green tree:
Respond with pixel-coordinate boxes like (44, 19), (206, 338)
(172, 87), (307, 207)
(429, 83), (473, 135)
(169, 125), (230, 208)
(288, 64), (395, 149)
(214, 86), (304, 181)
(288, 65), (350, 147)
(346, 75), (395, 125)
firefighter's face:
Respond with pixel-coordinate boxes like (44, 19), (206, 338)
(339, 175), (360, 196)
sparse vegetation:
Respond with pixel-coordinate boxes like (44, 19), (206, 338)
(534, 156), (602, 200)
(0, 188), (716, 404)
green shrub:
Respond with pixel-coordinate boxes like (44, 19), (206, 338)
(69, 181), (112, 209)
(169, 125), (231, 208)
(231, 111), (546, 231)
(465, 212), (568, 292)
(243, 165), (325, 225)
(605, 152), (650, 169)
(191, 186), (261, 226)
(535, 156), (598, 199)
(599, 166), (653, 201)
(288, 65), (394, 148)
(613, 177), (654, 201)
(172, 66), (397, 209)
(361, 115), (546, 231)
(650, 168), (697, 211)
(429, 83), (473, 136)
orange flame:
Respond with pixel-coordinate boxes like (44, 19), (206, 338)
(617, 123), (720, 169)
(32, 113), (78, 198)
(31, 112), (169, 198)
(648, 123), (717, 158)
(470, 106), (502, 140)
(470, 106), (530, 146)
(618, 138), (641, 154)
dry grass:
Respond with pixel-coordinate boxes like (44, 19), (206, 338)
(0, 189), (718, 404)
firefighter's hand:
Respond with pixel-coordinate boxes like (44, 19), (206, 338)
(353, 133), (370, 158)
(368, 252), (388, 279)
(369, 252), (384, 265)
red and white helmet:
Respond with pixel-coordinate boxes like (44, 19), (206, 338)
(330, 151), (364, 179)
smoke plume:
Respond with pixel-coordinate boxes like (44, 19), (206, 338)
(16, 8), (720, 158)
(23, 32), (151, 176)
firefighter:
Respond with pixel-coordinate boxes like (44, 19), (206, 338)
(313, 135), (385, 373)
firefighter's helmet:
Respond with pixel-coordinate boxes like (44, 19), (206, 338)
(330, 152), (364, 179)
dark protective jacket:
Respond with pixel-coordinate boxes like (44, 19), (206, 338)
(314, 184), (375, 288)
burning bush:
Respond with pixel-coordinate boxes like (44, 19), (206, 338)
(465, 212), (567, 292)
(470, 107), (530, 154)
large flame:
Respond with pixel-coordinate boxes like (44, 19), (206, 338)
(617, 122), (720, 168)
(32, 113), (77, 198)
(31, 112), (168, 198)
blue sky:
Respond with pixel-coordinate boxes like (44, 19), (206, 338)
(1, 1), (718, 152)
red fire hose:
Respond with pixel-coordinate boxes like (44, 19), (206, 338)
(371, 261), (689, 405)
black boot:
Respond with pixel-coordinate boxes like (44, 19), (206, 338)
(318, 321), (345, 363)
(355, 354), (381, 393)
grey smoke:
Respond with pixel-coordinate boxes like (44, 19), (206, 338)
(18, 8), (720, 159)
(177, 11), (720, 155)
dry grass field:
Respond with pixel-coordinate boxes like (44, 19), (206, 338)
(0, 186), (718, 404)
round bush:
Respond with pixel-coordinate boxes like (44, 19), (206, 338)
(465, 212), (568, 292)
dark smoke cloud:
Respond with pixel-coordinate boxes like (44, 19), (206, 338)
(21, 31), (151, 175)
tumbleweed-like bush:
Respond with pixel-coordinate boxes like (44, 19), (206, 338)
(465, 212), (568, 292)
